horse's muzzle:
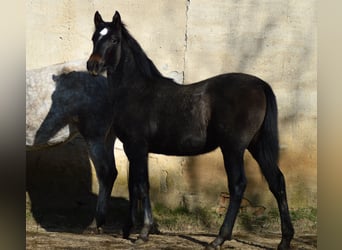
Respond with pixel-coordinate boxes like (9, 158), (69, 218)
(87, 54), (105, 75)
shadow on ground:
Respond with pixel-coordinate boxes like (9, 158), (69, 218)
(26, 136), (129, 234)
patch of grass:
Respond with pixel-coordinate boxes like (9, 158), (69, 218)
(290, 207), (317, 222)
(153, 203), (317, 234)
(290, 207), (317, 233)
(237, 207), (317, 233)
(256, 207), (317, 223)
(238, 213), (263, 231)
(153, 203), (220, 232)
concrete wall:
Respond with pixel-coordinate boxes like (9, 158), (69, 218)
(26, 0), (316, 210)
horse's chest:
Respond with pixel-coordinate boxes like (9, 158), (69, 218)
(112, 104), (148, 140)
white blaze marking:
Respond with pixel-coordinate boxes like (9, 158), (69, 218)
(99, 28), (108, 36)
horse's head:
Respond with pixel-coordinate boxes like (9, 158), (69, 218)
(87, 11), (122, 75)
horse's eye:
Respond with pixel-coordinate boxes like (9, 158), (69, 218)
(111, 38), (119, 44)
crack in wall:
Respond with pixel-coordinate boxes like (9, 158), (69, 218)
(183, 0), (191, 84)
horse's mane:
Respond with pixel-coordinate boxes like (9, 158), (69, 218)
(121, 24), (171, 81)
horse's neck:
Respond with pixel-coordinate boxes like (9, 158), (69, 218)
(108, 46), (146, 88)
(107, 42), (175, 93)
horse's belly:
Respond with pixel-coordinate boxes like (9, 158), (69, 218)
(149, 134), (217, 156)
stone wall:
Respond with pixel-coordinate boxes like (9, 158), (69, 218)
(26, 0), (316, 210)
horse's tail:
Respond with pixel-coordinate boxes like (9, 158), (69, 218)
(248, 81), (279, 166)
(248, 82), (294, 246)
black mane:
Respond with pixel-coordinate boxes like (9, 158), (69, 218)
(121, 24), (171, 80)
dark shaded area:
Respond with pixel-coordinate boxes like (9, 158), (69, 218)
(178, 234), (209, 247)
(26, 70), (125, 232)
(26, 136), (129, 234)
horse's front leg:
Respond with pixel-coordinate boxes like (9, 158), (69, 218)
(123, 168), (138, 239)
(137, 176), (153, 243)
(87, 137), (117, 231)
(123, 143), (153, 243)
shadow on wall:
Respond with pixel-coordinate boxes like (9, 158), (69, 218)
(26, 70), (129, 233)
(26, 135), (129, 233)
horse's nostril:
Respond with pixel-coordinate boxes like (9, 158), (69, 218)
(87, 54), (104, 74)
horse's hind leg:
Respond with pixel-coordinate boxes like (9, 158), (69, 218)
(87, 136), (117, 231)
(248, 143), (294, 250)
(208, 147), (246, 249)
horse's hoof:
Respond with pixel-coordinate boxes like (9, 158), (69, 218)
(205, 236), (225, 250)
(204, 243), (221, 250)
(135, 237), (148, 245)
(277, 240), (291, 250)
(122, 224), (132, 239)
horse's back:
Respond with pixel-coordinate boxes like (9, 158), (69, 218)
(147, 73), (269, 154)
(196, 72), (266, 89)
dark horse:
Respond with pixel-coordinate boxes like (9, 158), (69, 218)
(86, 11), (294, 249)
(34, 71), (117, 230)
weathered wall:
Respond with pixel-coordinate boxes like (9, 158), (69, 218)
(26, 0), (316, 210)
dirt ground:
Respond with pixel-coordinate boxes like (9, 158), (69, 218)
(25, 183), (317, 250)
(26, 179), (316, 250)
(26, 227), (316, 249)
(26, 216), (316, 250)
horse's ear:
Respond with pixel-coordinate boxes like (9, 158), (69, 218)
(112, 11), (121, 28)
(94, 11), (103, 27)
(52, 74), (60, 82)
